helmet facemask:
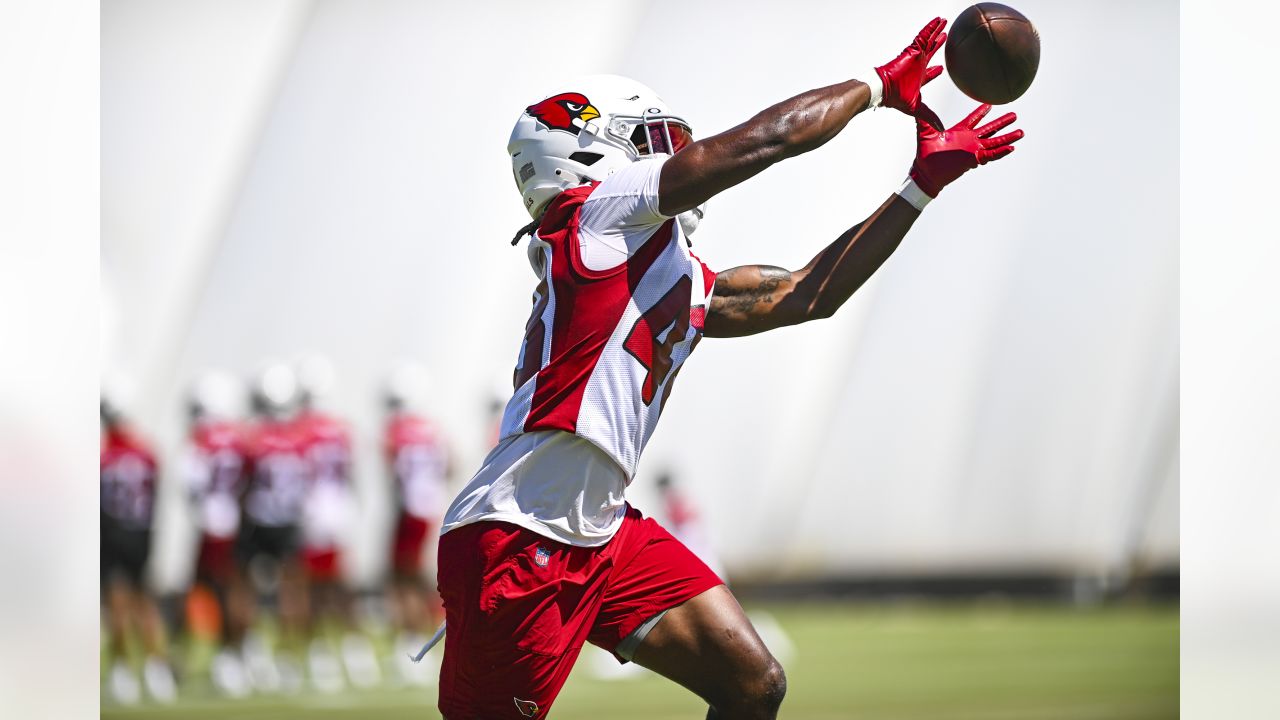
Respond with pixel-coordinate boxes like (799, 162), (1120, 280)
(606, 111), (705, 240)
(605, 112), (694, 156)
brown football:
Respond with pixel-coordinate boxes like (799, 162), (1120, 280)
(945, 3), (1040, 104)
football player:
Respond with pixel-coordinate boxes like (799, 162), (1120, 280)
(654, 471), (724, 579)
(292, 354), (380, 691)
(237, 363), (311, 691)
(101, 396), (176, 704)
(381, 365), (451, 681)
(437, 18), (1023, 718)
(182, 371), (254, 697)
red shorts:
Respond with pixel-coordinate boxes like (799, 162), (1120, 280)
(195, 535), (237, 585)
(301, 545), (342, 583)
(436, 505), (723, 719)
(392, 512), (433, 576)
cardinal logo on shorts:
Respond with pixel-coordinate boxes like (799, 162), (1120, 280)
(534, 546), (550, 567)
(514, 697), (540, 717)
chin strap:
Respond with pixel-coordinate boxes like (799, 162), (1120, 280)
(511, 217), (540, 246)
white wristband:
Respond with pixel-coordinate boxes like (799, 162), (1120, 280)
(897, 177), (932, 211)
(862, 69), (884, 109)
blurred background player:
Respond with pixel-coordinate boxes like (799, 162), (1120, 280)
(181, 370), (254, 697)
(381, 362), (450, 684)
(584, 470), (725, 682)
(101, 393), (176, 704)
(292, 354), (380, 692)
(237, 362), (310, 692)
(653, 470), (794, 664)
(654, 470), (724, 578)
(483, 376), (511, 450)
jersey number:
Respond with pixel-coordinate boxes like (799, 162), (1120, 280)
(624, 275), (693, 406)
(102, 455), (155, 526)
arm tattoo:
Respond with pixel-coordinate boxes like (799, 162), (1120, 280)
(714, 265), (792, 317)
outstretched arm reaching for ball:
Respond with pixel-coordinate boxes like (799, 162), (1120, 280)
(704, 103), (1023, 338)
(657, 18), (949, 216)
(703, 197), (917, 338)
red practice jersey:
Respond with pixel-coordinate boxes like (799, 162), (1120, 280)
(101, 427), (159, 530)
(242, 418), (310, 527)
(184, 420), (248, 540)
(294, 409), (356, 550)
(384, 411), (449, 521)
(662, 487), (699, 533)
(294, 409), (353, 489)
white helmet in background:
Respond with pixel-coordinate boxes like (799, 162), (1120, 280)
(188, 369), (242, 423)
(100, 370), (136, 426)
(385, 361), (432, 413)
(508, 74), (699, 223)
(251, 361), (299, 418)
(295, 353), (336, 410)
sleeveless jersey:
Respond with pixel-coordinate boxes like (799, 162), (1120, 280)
(443, 158), (716, 546)
(499, 182), (717, 478)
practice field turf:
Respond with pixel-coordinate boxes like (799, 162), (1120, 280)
(102, 602), (1178, 720)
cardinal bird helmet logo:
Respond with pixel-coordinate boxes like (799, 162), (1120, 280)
(514, 698), (540, 717)
(508, 75), (692, 221)
(525, 92), (600, 136)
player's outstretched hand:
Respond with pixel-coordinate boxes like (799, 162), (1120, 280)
(909, 103), (1024, 198)
(876, 17), (947, 130)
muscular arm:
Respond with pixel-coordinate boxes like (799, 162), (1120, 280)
(704, 193), (919, 338)
(656, 17), (951, 217)
(657, 79), (873, 216)
(690, 21), (1015, 339)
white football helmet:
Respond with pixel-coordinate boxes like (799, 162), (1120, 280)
(384, 360), (432, 413)
(251, 361), (299, 418)
(100, 370), (135, 426)
(188, 369), (242, 423)
(295, 353), (336, 410)
(508, 74), (700, 223)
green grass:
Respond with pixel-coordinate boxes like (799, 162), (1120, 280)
(102, 602), (1178, 719)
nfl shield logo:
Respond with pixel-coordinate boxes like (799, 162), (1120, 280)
(534, 546), (550, 567)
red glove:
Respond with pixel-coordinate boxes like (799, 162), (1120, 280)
(909, 103), (1024, 198)
(875, 17), (947, 129)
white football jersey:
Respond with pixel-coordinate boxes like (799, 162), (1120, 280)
(503, 159), (716, 476)
(442, 158), (716, 546)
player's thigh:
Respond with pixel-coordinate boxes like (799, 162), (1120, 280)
(631, 585), (784, 706)
(437, 523), (603, 719)
(438, 625), (585, 720)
